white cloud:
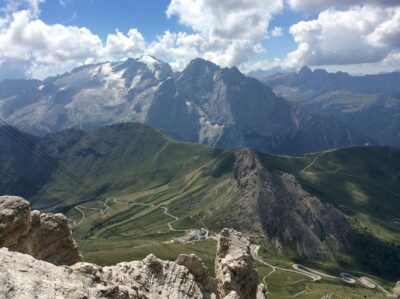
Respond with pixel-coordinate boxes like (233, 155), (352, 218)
(0, 0), (284, 78)
(271, 26), (284, 37)
(146, 30), (264, 71)
(103, 28), (146, 60)
(167, 0), (283, 40)
(1, 0), (399, 79)
(284, 5), (400, 68)
(288, 0), (400, 12)
(0, 11), (102, 65)
(0, 58), (32, 80)
(383, 50), (400, 66)
(162, 0), (283, 69)
(0, 0), (45, 16)
(0, 7), (146, 78)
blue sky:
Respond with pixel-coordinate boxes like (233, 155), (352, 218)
(0, 0), (399, 79)
(40, 0), (184, 40)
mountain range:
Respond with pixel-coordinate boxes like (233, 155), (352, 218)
(0, 56), (373, 155)
(263, 67), (400, 148)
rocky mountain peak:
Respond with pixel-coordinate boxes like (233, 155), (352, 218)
(230, 150), (354, 258)
(179, 58), (220, 80)
(298, 66), (312, 77)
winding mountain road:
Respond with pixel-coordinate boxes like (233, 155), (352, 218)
(252, 246), (392, 296)
(71, 197), (115, 225)
(71, 196), (208, 234)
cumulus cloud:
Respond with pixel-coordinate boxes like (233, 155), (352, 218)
(288, 0), (400, 12)
(145, 30), (264, 70)
(0, 0), (285, 78)
(271, 26), (284, 37)
(1, 0), (399, 79)
(0, 10), (102, 77)
(284, 5), (400, 68)
(167, 0), (283, 40)
(103, 28), (146, 60)
(0, 5), (146, 78)
(0, 58), (32, 80)
(162, 0), (283, 69)
(382, 50), (400, 67)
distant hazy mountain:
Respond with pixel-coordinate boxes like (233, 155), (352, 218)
(247, 66), (295, 79)
(0, 57), (372, 154)
(263, 67), (400, 147)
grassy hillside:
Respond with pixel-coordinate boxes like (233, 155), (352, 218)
(1, 123), (399, 297)
(259, 146), (400, 244)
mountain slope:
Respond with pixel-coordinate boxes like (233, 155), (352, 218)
(0, 57), (372, 154)
(263, 67), (400, 147)
(0, 122), (399, 280)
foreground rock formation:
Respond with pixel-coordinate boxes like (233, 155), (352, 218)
(0, 195), (266, 298)
(394, 282), (400, 299)
(216, 229), (259, 298)
(0, 195), (82, 265)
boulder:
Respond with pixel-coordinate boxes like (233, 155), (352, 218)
(394, 282), (400, 299)
(0, 195), (31, 247)
(0, 195), (82, 265)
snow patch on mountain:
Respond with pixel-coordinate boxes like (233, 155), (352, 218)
(198, 117), (224, 146)
(129, 74), (142, 89)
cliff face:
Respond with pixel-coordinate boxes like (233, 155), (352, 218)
(0, 195), (266, 299)
(230, 150), (353, 259)
(0, 195), (82, 265)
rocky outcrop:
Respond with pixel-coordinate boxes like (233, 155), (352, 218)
(176, 254), (216, 296)
(0, 229), (267, 299)
(230, 150), (353, 259)
(0, 248), (206, 298)
(215, 228), (261, 299)
(394, 282), (400, 299)
(0, 196), (82, 265)
(0, 195), (31, 247)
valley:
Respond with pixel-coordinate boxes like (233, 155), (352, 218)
(0, 124), (400, 299)
(1, 122), (399, 298)
(67, 192), (395, 298)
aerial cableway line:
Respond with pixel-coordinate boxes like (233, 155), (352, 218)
(0, 118), (98, 200)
